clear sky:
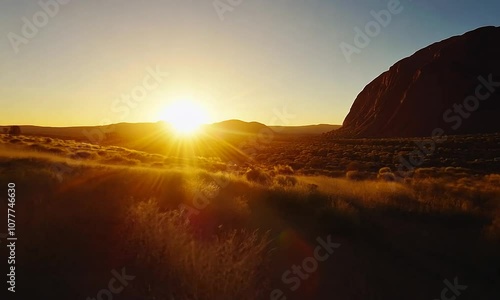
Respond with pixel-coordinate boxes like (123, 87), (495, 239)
(1, 0), (499, 126)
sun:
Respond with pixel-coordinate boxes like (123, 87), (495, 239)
(160, 99), (208, 136)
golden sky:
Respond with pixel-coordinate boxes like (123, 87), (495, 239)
(1, 0), (499, 126)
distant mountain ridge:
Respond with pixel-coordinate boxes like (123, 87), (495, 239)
(329, 26), (500, 138)
(206, 120), (271, 136)
(0, 120), (338, 145)
(270, 124), (340, 135)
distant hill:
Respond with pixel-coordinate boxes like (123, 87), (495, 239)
(0, 123), (165, 143)
(205, 120), (271, 138)
(1, 121), (341, 156)
(0, 120), (273, 156)
(1, 125), (101, 140)
(3, 120), (337, 141)
(270, 124), (340, 136)
(329, 26), (500, 138)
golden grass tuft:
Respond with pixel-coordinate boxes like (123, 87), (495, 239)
(126, 199), (272, 300)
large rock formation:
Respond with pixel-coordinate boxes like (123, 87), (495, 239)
(331, 26), (500, 138)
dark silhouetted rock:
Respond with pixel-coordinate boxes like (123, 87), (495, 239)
(330, 26), (500, 138)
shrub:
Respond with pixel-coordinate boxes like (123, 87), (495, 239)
(330, 198), (360, 225)
(47, 147), (65, 155)
(29, 144), (49, 153)
(245, 168), (272, 185)
(378, 167), (392, 174)
(378, 172), (397, 182)
(8, 125), (21, 135)
(483, 213), (500, 242)
(307, 183), (319, 192)
(71, 151), (94, 160)
(275, 175), (298, 187)
(97, 150), (107, 156)
(274, 164), (294, 175)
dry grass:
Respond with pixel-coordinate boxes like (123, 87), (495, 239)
(1, 133), (499, 299)
(126, 199), (271, 300)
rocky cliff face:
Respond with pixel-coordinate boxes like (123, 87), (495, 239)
(331, 26), (500, 138)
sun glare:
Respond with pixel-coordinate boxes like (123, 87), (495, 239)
(160, 100), (208, 136)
